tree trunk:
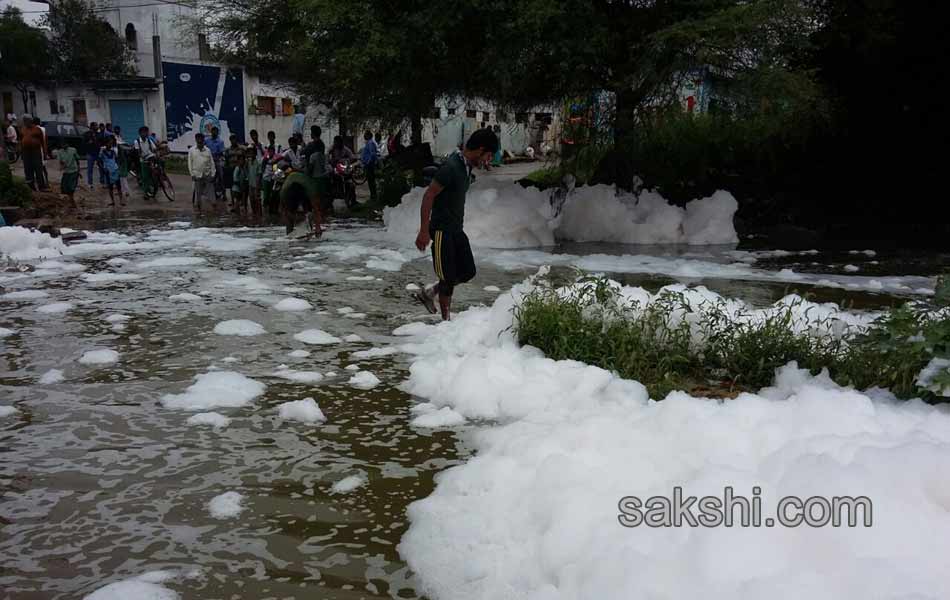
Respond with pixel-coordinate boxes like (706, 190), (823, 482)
(590, 86), (641, 191)
(409, 111), (423, 146)
(16, 84), (29, 116)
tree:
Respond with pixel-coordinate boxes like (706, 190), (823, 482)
(40, 0), (135, 81)
(0, 7), (52, 113)
(196, 0), (489, 144)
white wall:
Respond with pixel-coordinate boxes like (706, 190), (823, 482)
(0, 83), (163, 135)
(98, 2), (201, 79)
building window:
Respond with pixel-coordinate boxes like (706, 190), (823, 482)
(256, 96), (276, 117)
(125, 23), (137, 50)
(447, 107), (456, 116)
(49, 99), (58, 114)
(515, 112), (528, 124)
(465, 109), (477, 118)
(198, 33), (211, 61)
(281, 98), (294, 116)
(535, 112), (553, 125)
(430, 107), (441, 119)
(482, 111), (490, 121)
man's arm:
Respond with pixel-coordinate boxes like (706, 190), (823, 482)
(188, 149), (196, 177)
(415, 180), (444, 251)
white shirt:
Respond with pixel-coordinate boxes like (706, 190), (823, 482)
(135, 136), (157, 159)
(4, 125), (16, 143)
(188, 145), (216, 178)
(283, 147), (306, 171)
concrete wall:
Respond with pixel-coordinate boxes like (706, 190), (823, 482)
(0, 83), (163, 137)
(97, 2), (201, 79)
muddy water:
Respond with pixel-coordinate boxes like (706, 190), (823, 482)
(0, 221), (942, 599)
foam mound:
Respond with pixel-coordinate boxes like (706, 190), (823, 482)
(383, 181), (738, 248)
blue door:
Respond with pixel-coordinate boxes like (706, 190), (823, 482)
(109, 100), (145, 141)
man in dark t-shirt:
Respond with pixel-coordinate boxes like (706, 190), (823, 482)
(303, 125), (326, 162)
(413, 128), (500, 321)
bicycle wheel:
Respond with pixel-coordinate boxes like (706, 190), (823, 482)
(351, 163), (366, 185)
(160, 172), (176, 202)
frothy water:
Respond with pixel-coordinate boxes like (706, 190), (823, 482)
(1, 221), (943, 598)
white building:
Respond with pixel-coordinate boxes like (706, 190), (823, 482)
(3, 1), (557, 159)
(1, 0), (329, 152)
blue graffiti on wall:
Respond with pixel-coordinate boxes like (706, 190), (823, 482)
(162, 62), (245, 152)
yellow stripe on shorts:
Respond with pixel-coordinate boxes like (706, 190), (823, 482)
(434, 230), (445, 281)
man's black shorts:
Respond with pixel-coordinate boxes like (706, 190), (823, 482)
(285, 183), (312, 213)
(430, 228), (476, 288)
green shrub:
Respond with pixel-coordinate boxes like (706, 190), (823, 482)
(514, 274), (950, 401)
(378, 160), (412, 207)
(0, 160), (32, 207)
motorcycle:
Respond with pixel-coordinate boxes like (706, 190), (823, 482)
(328, 159), (358, 210)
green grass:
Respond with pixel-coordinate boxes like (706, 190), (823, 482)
(514, 275), (950, 401)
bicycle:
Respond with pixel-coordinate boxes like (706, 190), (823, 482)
(144, 156), (176, 202)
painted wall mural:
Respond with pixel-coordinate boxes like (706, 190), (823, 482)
(163, 62), (245, 152)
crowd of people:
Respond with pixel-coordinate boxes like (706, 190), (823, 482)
(3, 113), (167, 212)
(189, 125), (388, 235)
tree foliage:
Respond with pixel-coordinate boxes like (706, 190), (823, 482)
(40, 0), (136, 82)
(0, 7), (52, 112)
(198, 0), (486, 142)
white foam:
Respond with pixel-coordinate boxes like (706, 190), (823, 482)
(410, 406), (466, 428)
(0, 405), (16, 418)
(343, 334), (364, 343)
(348, 371), (381, 390)
(79, 349), (119, 365)
(274, 298), (313, 311)
(483, 285), (501, 292)
(396, 276), (950, 600)
(39, 369), (65, 384)
(2, 289), (48, 300)
(36, 302), (73, 314)
(136, 256), (207, 269)
(83, 572), (180, 600)
(331, 474), (366, 494)
(0, 226), (66, 261)
(80, 273), (144, 284)
(0, 327), (15, 338)
(169, 293), (203, 302)
(277, 398), (327, 423)
(337, 306), (355, 314)
(208, 491), (245, 519)
(36, 260), (84, 272)
(844, 264), (860, 272)
(213, 320), (266, 336)
(104, 314), (131, 323)
(186, 412), (232, 428)
(161, 371), (265, 410)
(288, 349), (311, 358)
(384, 182), (738, 248)
(346, 275), (376, 281)
(273, 366), (324, 384)
(352, 347), (398, 359)
(294, 329), (342, 345)
(917, 358), (950, 397)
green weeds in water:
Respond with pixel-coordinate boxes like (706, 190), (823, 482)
(514, 275), (950, 401)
